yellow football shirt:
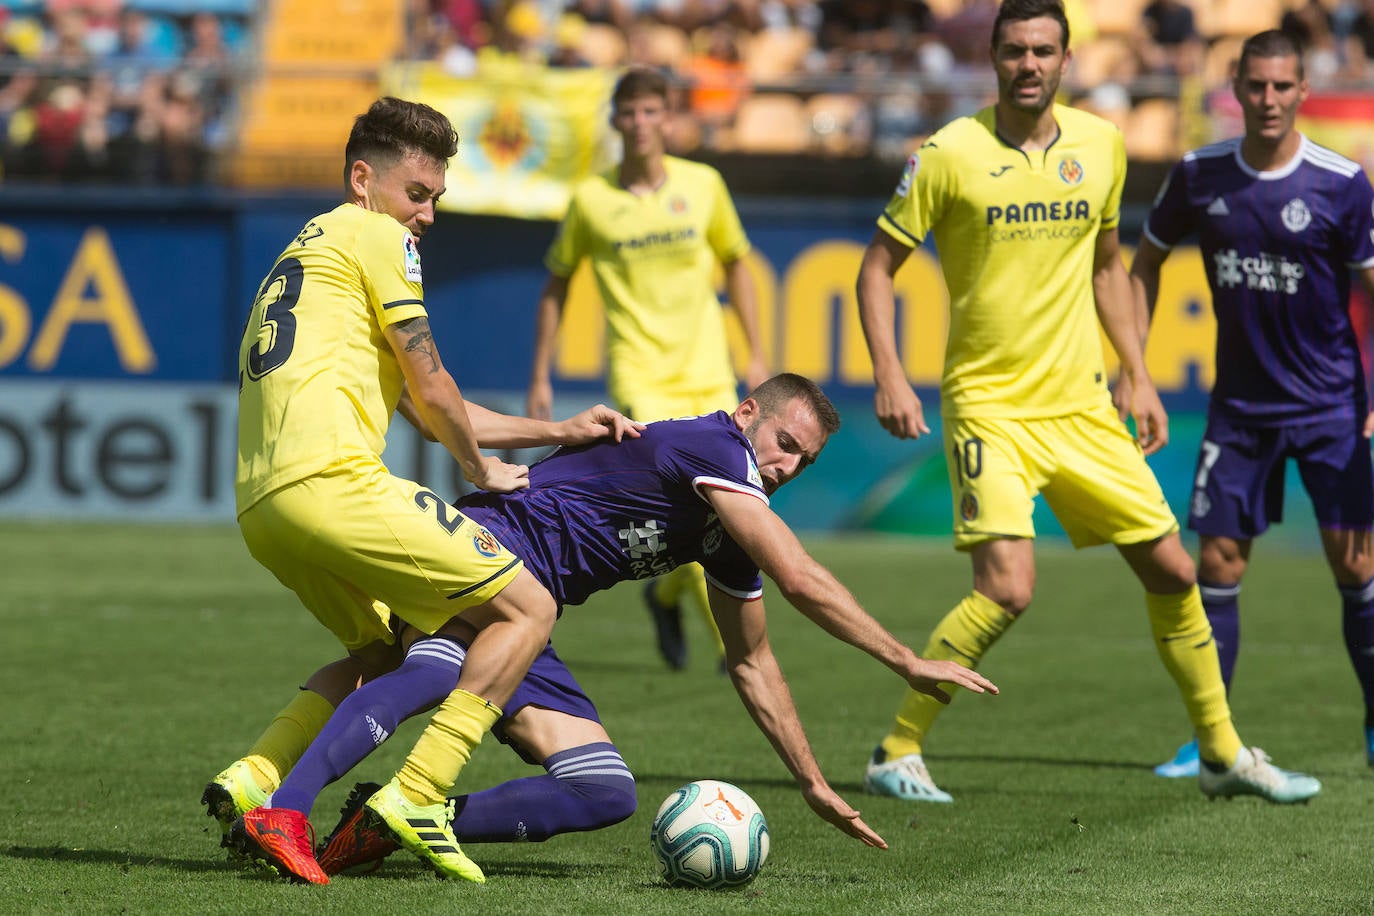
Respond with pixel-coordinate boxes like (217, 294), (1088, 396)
(879, 104), (1125, 419)
(545, 155), (751, 404)
(236, 203), (428, 512)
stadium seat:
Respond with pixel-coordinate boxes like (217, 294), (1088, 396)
(261, 0), (404, 64)
(1069, 36), (1134, 88)
(630, 22), (691, 70)
(725, 93), (810, 153)
(578, 22), (628, 68)
(740, 28), (813, 84)
(1203, 36), (1244, 84)
(1086, 0), (1149, 36)
(806, 93), (869, 156)
(1124, 98), (1180, 161)
(1189, 0), (1282, 39)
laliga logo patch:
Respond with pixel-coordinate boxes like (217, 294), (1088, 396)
(1281, 198), (1311, 233)
(959, 491), (979, 522)
(472, 525), (501, 558)
(896, 153), (920, 197)
(746, 456), (764, 490)
(403, 233), (423, 282)
(1058, 158), (1084, 186)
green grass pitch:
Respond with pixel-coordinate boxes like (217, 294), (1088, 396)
(2, 522), (1371, 914)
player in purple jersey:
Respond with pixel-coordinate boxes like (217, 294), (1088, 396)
(1129, 30), (1374, 777)
(223, 374), (1000, 881)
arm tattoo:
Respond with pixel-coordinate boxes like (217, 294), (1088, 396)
(397, 317), (440, 373)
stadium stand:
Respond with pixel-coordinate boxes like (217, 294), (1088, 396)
(3, 0), (1374, 184)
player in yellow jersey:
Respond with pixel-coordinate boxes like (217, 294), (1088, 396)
(203, 97), (641, 884)
(855, 0), (1319, 804)
(526, 66), (769, 671)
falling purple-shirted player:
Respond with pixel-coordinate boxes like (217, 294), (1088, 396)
(236, 373), (999, 879)
(1128, 29), (1374, 777)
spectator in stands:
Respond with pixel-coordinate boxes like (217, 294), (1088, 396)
(687, 21), (748, 140)
(1343, 0), (1374, 81)
(30, 78), (88, 178)
(40, 6), (94, 76)
(1133, 0), (1203, 77)
(1281, 0), (1340, 83)
(819, 0), (937, 73)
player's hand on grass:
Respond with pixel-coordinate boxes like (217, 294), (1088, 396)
(802, 786), (888, 849)
(560, 404), (645, 444)
(527, 380), (553, 421)
(473, 455), (530, 492)
(874, 377), (930, 440)
(905, 658), (999, 705)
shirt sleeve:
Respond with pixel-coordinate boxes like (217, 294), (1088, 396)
(701, 523), (765, 600)
(877, 140), (951, 247)
(544, 192), (588, 278)
(1100, 126), (1127, 231)
(705, 168), (751, 264)
(358, 216), (427, 328)
(1340, 171), (1374, 268)
(1141, 159), (1194, 250)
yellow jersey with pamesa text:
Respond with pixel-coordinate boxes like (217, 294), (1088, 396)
(545, 155), (751, 402)
(878, 104), (1125, 419)
(235, 203), (428, 513)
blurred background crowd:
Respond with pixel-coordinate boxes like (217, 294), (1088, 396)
(1, 0), (1373, 186)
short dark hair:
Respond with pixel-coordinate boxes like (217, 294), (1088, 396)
(1238, 29), (1305, 81)
(991, 0), (1070, 51)
(749, 373), (841, 435)
(611, 66), (670, 109)
(344, 97), (459, 182)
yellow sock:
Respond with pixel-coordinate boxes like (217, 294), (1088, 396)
(396, 688), (502, 807)
(679, 564), (725, 656)
(1145, 588), (1242, 768)
(880, 591), (1013, 760)
(243, 689), (335, 790)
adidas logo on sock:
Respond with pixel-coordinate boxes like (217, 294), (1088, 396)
(1206, 197), (1229, 216)
(365, 715), (390, 745)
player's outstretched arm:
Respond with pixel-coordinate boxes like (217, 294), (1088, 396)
(856, 230), (928, 440)
(708, 585), (887, 849)
(385, 316), (529, 492)
(708, 488), (998, 701)
(1361, 267), (1374, 440)
(464, 401), (643, 448)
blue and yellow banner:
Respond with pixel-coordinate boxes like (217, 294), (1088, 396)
(383, 61), (615, 221)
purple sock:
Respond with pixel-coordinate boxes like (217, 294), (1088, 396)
(1339, 576), (1374, 727)
(271, 639), (465, 816)
(450, 742), (636, 843)
(1199, 580), (1241, 690)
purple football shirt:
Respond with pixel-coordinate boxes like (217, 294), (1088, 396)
(459, 411), (768, 608)
(1144, 135), (1374, 424)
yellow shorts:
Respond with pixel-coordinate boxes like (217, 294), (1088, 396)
(942, 403), (1178, 550)
(238, 458), (524, 650)
(612, 382), (739, 424)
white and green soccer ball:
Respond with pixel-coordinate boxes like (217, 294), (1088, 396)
(650, 779), (769, 889)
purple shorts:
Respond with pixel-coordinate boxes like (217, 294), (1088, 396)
(493, 641), (602, 764)
(1187, 414), (1374, 539)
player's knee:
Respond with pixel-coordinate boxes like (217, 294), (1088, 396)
(979, 582), (1033, 615)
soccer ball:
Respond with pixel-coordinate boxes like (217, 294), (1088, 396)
(650, 779), (769, 889)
